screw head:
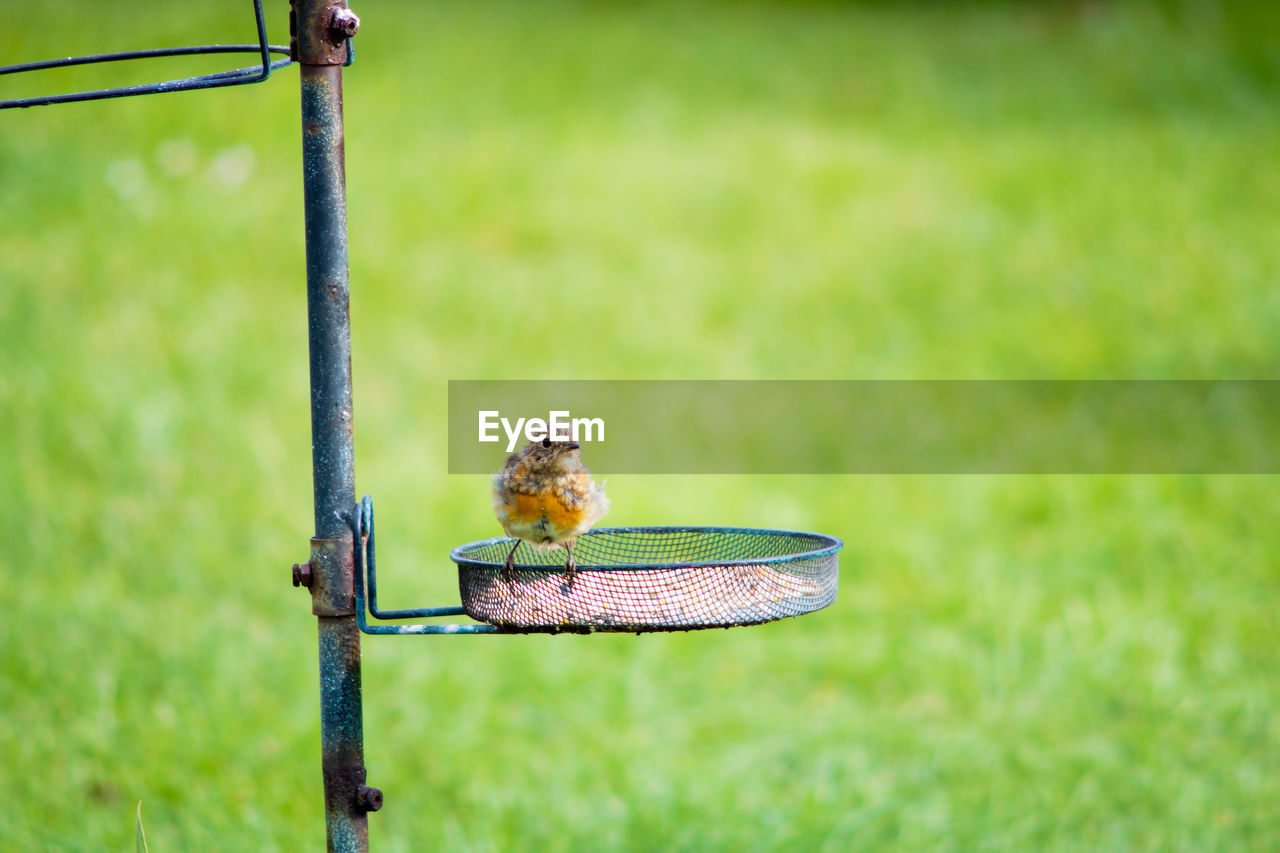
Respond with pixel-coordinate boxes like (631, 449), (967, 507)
(329, 7), (360, 38)
(358, 785), (383, 812)
(292, 562), (313, 588)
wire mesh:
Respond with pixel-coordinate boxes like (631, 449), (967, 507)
(452, 527), (841, 633)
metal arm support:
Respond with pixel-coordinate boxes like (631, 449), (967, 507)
(353, 496), (500, 635)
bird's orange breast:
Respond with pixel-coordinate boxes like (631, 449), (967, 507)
(509, 491), (588, 530)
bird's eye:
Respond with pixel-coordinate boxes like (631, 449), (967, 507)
(541, 437), (552, 448)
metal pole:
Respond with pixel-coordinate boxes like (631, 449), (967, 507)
(292, 2), (374, 851)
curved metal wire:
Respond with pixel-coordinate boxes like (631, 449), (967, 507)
(0, 0), (307, 109)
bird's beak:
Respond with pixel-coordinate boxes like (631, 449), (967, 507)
(566, 441), (581, 450)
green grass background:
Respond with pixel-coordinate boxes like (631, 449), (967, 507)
(3, 0), (1279, 849)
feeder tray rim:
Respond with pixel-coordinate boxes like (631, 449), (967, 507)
(450, 525), (844, 572)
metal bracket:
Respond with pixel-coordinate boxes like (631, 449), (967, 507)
(310, 536), (355, 617)
(352, 496), (499, 635)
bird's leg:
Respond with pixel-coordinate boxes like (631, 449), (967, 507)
(502, 540), (521, 584)
(562, 540), (577, 590)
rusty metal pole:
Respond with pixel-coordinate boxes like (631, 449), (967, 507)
(292, 1), (374, 851)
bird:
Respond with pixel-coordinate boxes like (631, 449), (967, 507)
(491, 437), (609, 590)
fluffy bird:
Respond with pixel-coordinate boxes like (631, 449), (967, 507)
(492, 437), (609, 588)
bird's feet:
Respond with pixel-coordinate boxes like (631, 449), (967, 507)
(562, 545), (577, 592)
(501, 541), (520, 584)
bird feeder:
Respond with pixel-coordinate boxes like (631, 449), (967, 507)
(2, 3), (842, 849)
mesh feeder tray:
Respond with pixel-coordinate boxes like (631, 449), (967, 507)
(451, 526), (842, 633)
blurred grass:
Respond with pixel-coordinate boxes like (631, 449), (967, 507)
(2, 0), (1279, 850)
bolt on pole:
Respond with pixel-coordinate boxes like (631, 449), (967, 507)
(292, 1), (371, 851)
